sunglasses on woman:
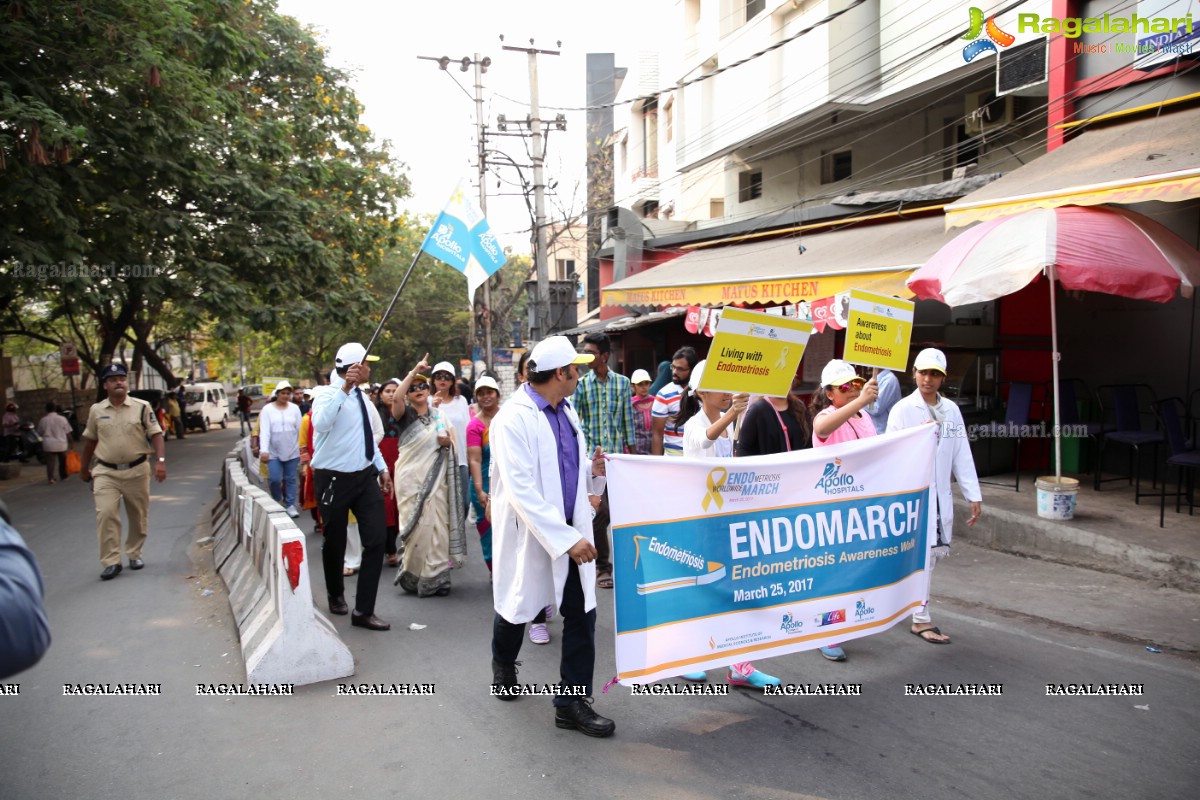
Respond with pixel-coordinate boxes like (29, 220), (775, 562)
(433, 373), (453, 381)
(408, 383), (429, 393)
(835, 381), (864, 393)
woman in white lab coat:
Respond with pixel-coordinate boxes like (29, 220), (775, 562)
(886, 348), (983, 644)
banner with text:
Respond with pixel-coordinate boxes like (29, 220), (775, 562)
(607, 425), (937, 684)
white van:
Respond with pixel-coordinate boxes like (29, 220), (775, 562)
(183, 382), (230, 432)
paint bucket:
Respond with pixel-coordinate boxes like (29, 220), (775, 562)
(1036, 476), (1079, 520)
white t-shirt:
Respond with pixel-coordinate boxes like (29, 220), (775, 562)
(435, 394), (470, 467)
(682, 410), (733, 459)
(259, 402), (301, 461)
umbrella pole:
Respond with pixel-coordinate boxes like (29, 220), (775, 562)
(1049, 268), (1062, 483)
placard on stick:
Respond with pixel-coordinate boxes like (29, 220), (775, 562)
(843, 289), (914, 372)
(698, 307), (813, 397)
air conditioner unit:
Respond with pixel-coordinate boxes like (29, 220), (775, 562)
(965, 90), (1014, 135)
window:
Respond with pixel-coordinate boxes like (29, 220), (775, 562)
(642, 200), (659, 219)
(746, 0), (765, 20)
(555, 258), (576, 280)
(821, 150), (852, 184)
(738, 170), (762, 202)
(710, 199), (725, 218)
(642, 98), (658, 176)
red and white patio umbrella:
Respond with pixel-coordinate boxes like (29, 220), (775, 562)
(907, 205), (1200, 481)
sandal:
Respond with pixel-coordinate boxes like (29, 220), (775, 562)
(597, 572), (614, 589)
(386, 554), (399, 567)
(911, 625), (951, 644)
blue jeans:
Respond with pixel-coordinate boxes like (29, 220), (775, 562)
(268, 457), (299, 508)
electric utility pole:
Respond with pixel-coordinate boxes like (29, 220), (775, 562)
(502, 38), (559, 342)
(417, 53), (495, 372)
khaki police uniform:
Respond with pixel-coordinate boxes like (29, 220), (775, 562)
(83, 396), (163, 567)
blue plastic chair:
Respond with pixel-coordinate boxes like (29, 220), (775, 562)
(978, 381), (1034, 492)
(1151, 397), (1199, 527)
(1095, 384), (1163, 503)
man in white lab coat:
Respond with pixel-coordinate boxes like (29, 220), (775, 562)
(488, 336), (615, 738)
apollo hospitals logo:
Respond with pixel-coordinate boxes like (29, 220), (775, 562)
(814, 458), (864, 496)
(780, 612), (804, 635)
(702, 468), (782, 510)
(854, 597), (876, 621)
(430, 221), (464, 256)
(961, 7), (1015, 62)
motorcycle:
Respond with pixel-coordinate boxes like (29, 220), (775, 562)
(17, 421), (44, 464)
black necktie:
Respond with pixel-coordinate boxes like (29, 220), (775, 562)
(356, 389), (373, 462)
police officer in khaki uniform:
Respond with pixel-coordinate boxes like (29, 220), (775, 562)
(79, 364), (168, 580)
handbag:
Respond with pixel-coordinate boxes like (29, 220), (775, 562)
(65, 449), (81, 475)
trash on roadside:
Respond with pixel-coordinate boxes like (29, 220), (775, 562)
(1134, 704), (1149, 711)
(408, 623), (426, 630)
(1145, 646), (1162, 653)
(201, 588), (214, 596)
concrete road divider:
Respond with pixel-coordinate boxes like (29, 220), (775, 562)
(210, 445), (354, 686)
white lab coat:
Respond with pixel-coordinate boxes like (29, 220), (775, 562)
(886, 390), (982, 544)
(489, 386), (596, 623)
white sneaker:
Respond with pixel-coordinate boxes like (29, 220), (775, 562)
(285, 505), (300, 518)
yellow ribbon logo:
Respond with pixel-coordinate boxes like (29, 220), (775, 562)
(703, 468), (727, 511)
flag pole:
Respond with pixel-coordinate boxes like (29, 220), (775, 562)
(363, 247), (423, 360)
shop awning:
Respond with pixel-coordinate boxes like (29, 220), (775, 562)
(945, 104), (1200, 229)
(601, 215), (958, 308)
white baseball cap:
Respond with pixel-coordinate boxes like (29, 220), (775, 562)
(820, 360), (862, 388)
(913, 348), (948, 374)
(630, 368), (652, 384)
(475, 376), (500, 393)
(334, 342), (380, 368)
(529, 336), (594, 372)
(688, 360), (707, 391)
(271, 380), (293, 397)
(432, 361), (456, 378)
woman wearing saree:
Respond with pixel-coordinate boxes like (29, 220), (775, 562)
(391, 355), (467, 597)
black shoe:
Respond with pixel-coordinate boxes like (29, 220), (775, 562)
(129, 558), (144, 570)
(491, 659), (520, 701)
(554, 698), (615, 738)
(328, 595), (349, 615)
(350, 612), (390, 631)
(100, 564), (122, 581)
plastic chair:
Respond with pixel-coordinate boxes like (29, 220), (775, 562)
(977, 381), (1034, 492)
(1044, 378), (1112, 475)
(1095, 384), (1163, 503)
(1151, 397), (1199, 527)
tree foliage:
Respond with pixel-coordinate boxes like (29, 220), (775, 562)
(0, 0), (409, 390)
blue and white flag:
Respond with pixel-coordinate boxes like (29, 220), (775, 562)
(419, 180), (508, 302)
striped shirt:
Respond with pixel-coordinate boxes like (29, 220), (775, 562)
(651, 383), (687, 456)
(573, 370), (635, 455)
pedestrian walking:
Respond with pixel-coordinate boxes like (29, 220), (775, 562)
(573, 332), (635, 590)
(886, 348), (982, 645)
(430, 360), (471, 520)
(809, 359), (879, 661)
(310, 343), (392, 631)
(236, 389), (253, 435)
(466, 376), (502, 573)
(2, 403), (20, 461)
(651, 346), (700, 457)
(488, 336), (615, 738)
(259, 380), (302, 517)
(629, 368), (655, 456)
(165, 390), (185, 440)
(36, 402), (74, 484)
(78, 364), (167, 580)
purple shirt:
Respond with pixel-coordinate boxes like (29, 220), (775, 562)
(524, 383), (579, 523)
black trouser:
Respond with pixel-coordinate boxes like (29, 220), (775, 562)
(492, 559), (595, 707)
(592, 488), (611, 576)
(315, 466), (386, 616)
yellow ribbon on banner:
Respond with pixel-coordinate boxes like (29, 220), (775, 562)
(703, 468), (727, 511)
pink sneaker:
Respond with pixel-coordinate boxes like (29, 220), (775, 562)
(529, 623), (550, 645)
